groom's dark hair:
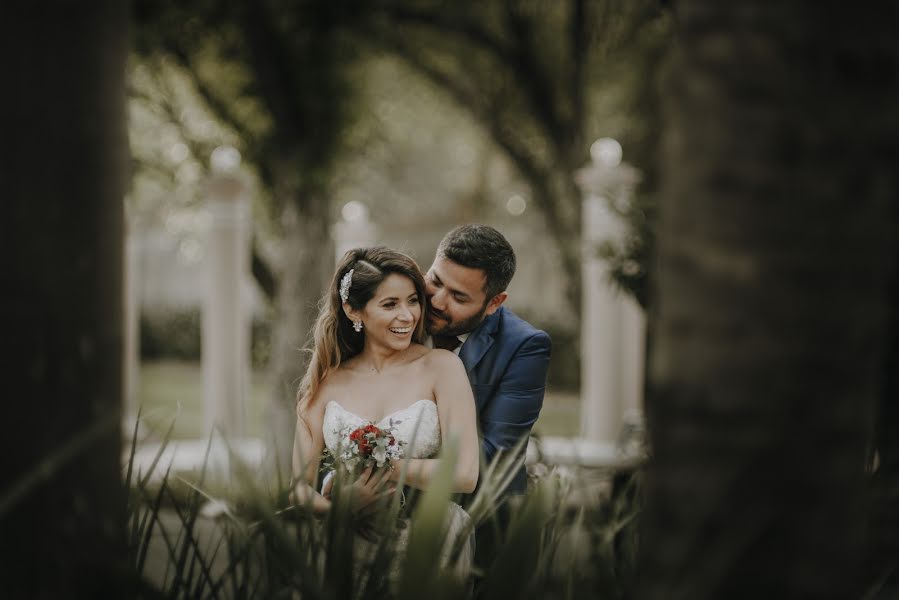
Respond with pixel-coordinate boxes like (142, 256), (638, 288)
(438, 224), (516, 300)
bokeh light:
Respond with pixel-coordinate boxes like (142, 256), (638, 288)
(210, 145), (241, 172)
(506, 194), (527, 216)
(167, 143), (189, 164)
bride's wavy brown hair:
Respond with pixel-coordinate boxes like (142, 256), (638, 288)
(296, 246), (427, 415)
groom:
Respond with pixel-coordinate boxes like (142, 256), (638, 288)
(425, 224), (552, 497)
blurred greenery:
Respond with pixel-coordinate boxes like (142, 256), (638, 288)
(138, 361), (270, 440)
(138, 359), (579, 440)
(138, 306), (578, 399)
(126, 412), (640, 598)
(140, 309), (272, 368)
(128, 0), (672, 338)
(139, 311), (202, 363)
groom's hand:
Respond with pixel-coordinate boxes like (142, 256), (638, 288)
(350, 466), (397, 515)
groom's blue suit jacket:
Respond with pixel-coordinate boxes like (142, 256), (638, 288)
(458, 306), (551, 496)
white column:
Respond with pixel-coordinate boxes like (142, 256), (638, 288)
(575, 138), (646, 451)
(202, 148), (251, 440)
(580, 195), (623, 443)
(333, 200), (377, 264)
(621, 295), (646, 417)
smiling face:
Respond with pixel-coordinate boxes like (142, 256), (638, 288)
(347, 273), (422, 352)
(425, 255), (507, 337)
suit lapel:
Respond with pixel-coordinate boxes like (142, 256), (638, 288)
(459, 308), (501, 374)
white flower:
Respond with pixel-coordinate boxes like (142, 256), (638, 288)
(372, 445), (387, 467)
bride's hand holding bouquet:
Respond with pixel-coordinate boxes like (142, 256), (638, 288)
(322, 421), (405, 517)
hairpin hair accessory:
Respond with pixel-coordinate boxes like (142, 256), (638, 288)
(339, 268), (354, 302)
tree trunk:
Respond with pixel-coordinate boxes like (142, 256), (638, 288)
(869, 165), (899, 591)
(546, 165), (584, 315)
(0, 3), (129, 596)
(266, 175), (334, 480)
(870, 236), (899, 593)
(639, 3), (897, 598)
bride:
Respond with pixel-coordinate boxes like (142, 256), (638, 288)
(290, 246), (479, 577)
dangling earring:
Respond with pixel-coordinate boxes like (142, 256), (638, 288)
(353, 320), (363, 333)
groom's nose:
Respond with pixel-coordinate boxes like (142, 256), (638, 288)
(424, 278), (437, 299)
(429, 287), (446, 311)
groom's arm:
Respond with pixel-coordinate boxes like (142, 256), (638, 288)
(479, 330), (552, 467)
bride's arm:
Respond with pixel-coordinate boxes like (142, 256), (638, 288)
(291, 407), (331, 514)
(390, 351), (480, 493)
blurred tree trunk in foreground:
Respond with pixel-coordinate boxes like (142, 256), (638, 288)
(0, 3), (129, 597)
(869, 132), (899, 589)
(640, 2), (899, 598)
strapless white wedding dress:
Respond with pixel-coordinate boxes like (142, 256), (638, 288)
(323, 399), (443, 460)
(322, 399), (473, 584)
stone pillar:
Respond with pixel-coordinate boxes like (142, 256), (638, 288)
(575, 138), (646, 450)
(333, 200), (377, 263)
(579, 195), (623, 443)
(620, 294), (646, 426)
(201, 147), (251, 440)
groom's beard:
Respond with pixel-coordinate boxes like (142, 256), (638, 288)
(426, 302), (488, 338)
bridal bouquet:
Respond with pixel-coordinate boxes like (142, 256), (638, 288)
(323, 421), (405, 472)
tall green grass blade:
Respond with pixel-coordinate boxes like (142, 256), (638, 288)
(207, 527), (258, 599)
(135, 460), (174, 576)
(191, 528), (227, 599)
(481, 475), (557, 599)
(138, 417), (177, 491)
(449, 435), (530, 563)
(167, 431), (216, 598)
(396, 437), (458, 600)
(124, 401), (644, 600)
(165, 481), (223, 598)
(124, 406), (143, 491)
(227, 436), (329, 596)
(566, 507), (587, 600)
(465, 435), (529, 529)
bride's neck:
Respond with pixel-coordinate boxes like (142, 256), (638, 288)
(356, 343), (406, 373)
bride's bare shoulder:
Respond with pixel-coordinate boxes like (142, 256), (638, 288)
(307, 368), (351, 411)
(321, 366), (357, 393)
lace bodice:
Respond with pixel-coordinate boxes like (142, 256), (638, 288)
(322, 399), (441, 460)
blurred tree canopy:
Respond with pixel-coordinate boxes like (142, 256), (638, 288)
(132, 0), (669, 305)
(133, 1), (365, 462)
(352, 0), (668, 308)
